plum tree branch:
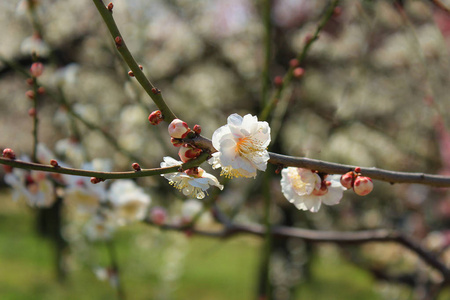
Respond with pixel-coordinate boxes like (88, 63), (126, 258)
(92, 0), (177, 122)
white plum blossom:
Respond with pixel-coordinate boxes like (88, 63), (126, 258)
(209, 113), (271, 178)
(108, 180), (151, 225)
(20, 35), (50, 57)
(161, 157), (224, 199)
(280, 168), (345, 213)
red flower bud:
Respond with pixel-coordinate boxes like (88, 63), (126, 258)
(28, 108), (36, 117)
(289, 59), (299, 68)
(128, 70), (134, 77)
(148, 110), (163, 125)
(179, 146), (202, 163)
(37, 86), (45, 95)
(354, 167), (361, 173)
(193, 124), (201, 135)
(353, 176), (373, 196)
(107, 2), (113, 11)
(25, 90), (35, 99)
(171, 137), (184, 147)
(274, 76), (283, 87)
(50, 159), (59, 167)
(90, 177), (102, 184)
(115, 36), (122, 47)
(150, 207), (167, 225)
(132, 162), (141, 171)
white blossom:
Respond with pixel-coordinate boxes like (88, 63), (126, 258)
(280, 168), (345, 213)
(209, 113), (271, 178)
(161, 157), (224, 199)
(108, 180), (151, 225)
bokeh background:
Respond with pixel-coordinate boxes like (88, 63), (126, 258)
(1, 0), (450, 299)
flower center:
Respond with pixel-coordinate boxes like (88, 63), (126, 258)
(235, 137), (265, 158)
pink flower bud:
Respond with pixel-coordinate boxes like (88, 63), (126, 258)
(2, 148), (16, 159)
(354, 167), (361, 173)
(25, 90), (35, 100)
(168, 119), (190, 139)
(150, 207), (167, 225)
(293, 67), (304, 78)
(50, 159), (59, 167)
(353, 176), (373, 196)
(148, 110), (163, 125)
(90, 177), (102, 184)
(193, 124), (201, 135)
(128, 70), (134, 77)
(30, 62), (44, 77)
(340, 171), (354, 189)
(107, 2), (113, 11)
(178, 146), (202, 162)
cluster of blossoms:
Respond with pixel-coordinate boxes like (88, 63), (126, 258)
(148, 111), (375, 210)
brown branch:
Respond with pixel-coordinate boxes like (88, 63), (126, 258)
(145, 219), (450, 281)
(0, 152), (208, 180)
(185, 135), (450, 187)
(430, 0), (450, 14)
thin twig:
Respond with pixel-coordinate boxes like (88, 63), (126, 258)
(0, 152), (209, 180)
(91, 0), (177, 122)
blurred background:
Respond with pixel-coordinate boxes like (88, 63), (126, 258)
(1, 0), (450, 299)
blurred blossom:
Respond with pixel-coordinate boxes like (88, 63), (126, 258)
(20, 35), (50, 57)
(181, 199), (203, 223)
(273, 0), (314, 28)
(64, 175), (106, 214)
(52, 63), (80, 87)
(108, 180), (151, 225)
(84, 214), (115, 241)
(55, 138), (85, 167)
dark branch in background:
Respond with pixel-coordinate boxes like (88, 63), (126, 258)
(430, 0), (450, 14)
(144, 216), (450, 282)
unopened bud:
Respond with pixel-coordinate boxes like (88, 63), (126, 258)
(179, 146), (202, 163)
(333, 6), (342, 17)
(171, 137), (184, 147)
(193, 124), (201, 135)
(139, 65), (143, 70)
(115, 36), (122, 47)
(30, 62), (44, 77)
(50, 159), (59, 167)
(150, 207), (167, 225)
(26, 78), (34, 85)
(90, 177), (102, 184)
(354, 167), (361, 173)
(2, 148), (16, 159)
(107, 2), (113, 11)
(168, 119), (190, 139)
(151, 87), (161, 94)
(293, 67), (304, 78)
(353, 176), (373, 196)
(340, 171), (354, 189)
(128, 70), (134, 77)
(274, 76), (283, 87)
(37, 86), (45, 95)
(148, 110), (163, 125)
(132, 162), (141, 171)
(289, 59), (299, 68)
(25, 90), (35, 99)
(28, 108), (36, 117)
(3, 165), (13, 173)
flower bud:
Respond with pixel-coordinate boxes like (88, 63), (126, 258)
(179, 145), (202, 162)
(193, 124), (201, 135)
(37, 86), (45, 95)
(289, 59), (299, 68)
(168, 119), (190, 139)
(2, 148), (16, 159)
(30, 62), (44, 77)
(150, 207), (167, 225)
(274, 76), (283, 87)
(354, 167), (361, 173)
(293, 67), (304, 78)
(107, 2), (113, 11)
(353, 176), (373, 196)
(128, 70), (134, 77)
(90, 177), (102, 184)
(132, 162), (141, 171)
(3, 165), (13, 173)
(25, 90), (35, 99)
(148, 110), (163, 125)
(50, 159), (59, 167)
(340, 171), (354, 189)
